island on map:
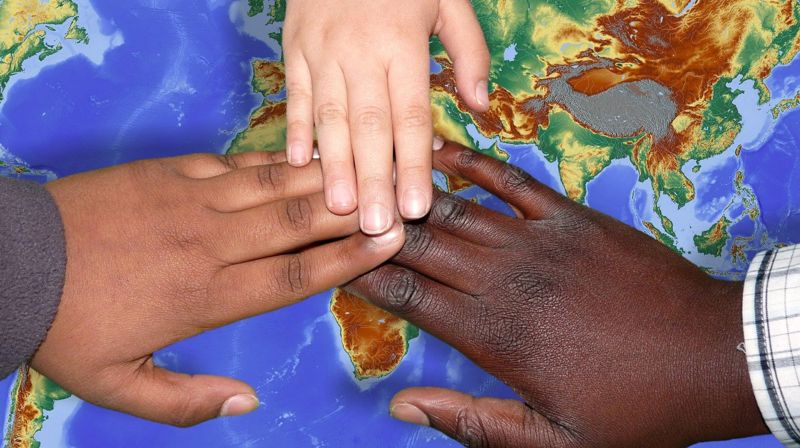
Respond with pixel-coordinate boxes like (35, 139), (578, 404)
(772, 91), (800, 118)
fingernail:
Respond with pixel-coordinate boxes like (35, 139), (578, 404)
(475, 80), (489, 108)
(402, 187), (429, 219)
(329, 182), (356, 210)
(433, 136), (445, 151)
(369, 222), (404, 247)
(219, 394), (260, 417)
(390, 403), (430, 426)
(312, 146), (320, 160)
(288, 143), (307, 166)
(361, 203), (391, 234)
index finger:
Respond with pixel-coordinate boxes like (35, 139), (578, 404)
(433, 142), (568, 220)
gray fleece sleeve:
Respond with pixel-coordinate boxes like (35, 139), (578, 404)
(0, 176), (66, 379)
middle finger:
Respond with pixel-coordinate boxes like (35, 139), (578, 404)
(345, 64), (396, 235)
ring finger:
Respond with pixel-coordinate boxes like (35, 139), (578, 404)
(345, 64), (396, 235)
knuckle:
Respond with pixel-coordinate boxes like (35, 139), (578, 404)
(166, 394), (203, 427)
(478, 308), (529, 357)
(256, 163), (286, 193)
(400, 224), (434, 261)
(359, 175), (387, 188)
(322, 159), (353, 177)
(458, 45), (491, 68)
(316, 102), (347, 126)
(397, 104), (430, 130)
(379, 269), (425, 314)
(430, 195), (469, 228)
(497, 164), (533, 194)
(455, 147), (481, 169)
(354, 106), (388, 134)
(265, 150), (289, 164)
(216, 154), (239, 171)
(287, 118), (312, 131)
(278, 254), (309, 294)
(399, 163), (429, 180)
(502, 270), (546, 303)
(455, 406), (491, 448)
(282, 197), (313, 233)
(286, 81), (312, 102)
(168, 410), (195, 428)
(474, 47), (491, 67)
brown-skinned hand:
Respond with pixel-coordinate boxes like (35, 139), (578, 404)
(31, 150), (404, 427)
(347, 143), (768, 447)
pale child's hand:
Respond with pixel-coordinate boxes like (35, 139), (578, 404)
(283, 0), (490, 234)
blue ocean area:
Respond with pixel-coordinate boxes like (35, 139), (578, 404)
(584, 161), (638, 227)
(65, 295), (515, 446)
(765, 51), (800, 99)
(728, 214), (756, 237)
(633, 185), (650, 220)
(701, 436), (784, 448)
(505, 142), (564, 195)
(0, 377), (7, 429)
(693, 155), (738, 222)
(0, 0), (269, 176)
(741, 107), (800, 245)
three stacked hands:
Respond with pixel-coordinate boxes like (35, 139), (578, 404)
(5, 0), (790, 445)
(31, 142), (767, 446)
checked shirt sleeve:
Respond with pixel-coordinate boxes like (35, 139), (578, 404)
(744, 245), (800, 447)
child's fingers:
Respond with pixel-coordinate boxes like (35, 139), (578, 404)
(436, 0), (491, 112)
(345, 65), (396, 235)
(311, 64), (358, 215)
(389, 41), (433, 220)
(285, 51), (315, 167)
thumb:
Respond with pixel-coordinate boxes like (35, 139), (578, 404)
(105, 360), (259, 427)
(435, 0), (491, 112)
(390, 387), (574, 447)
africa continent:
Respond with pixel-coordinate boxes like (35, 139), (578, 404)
(229, 0), (800, 378)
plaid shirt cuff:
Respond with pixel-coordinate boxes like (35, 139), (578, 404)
(744, 245), (800, 447)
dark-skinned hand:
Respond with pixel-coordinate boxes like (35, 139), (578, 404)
(347, 142), (769, 447)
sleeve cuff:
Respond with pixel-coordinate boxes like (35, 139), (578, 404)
(0, 177), (66, 379)
(743, 245), (800, 447)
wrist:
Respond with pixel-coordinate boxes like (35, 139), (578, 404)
(687, 279), (768, 443)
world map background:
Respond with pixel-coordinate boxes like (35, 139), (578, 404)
(1, 0), (799, 446)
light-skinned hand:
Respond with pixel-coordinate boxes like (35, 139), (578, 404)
(31, 151), (405, 427)
(282, 0), (490, 234)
